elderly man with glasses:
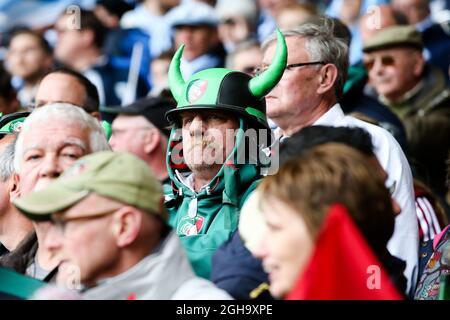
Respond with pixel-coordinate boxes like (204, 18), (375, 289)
(260, 18), (418, 296)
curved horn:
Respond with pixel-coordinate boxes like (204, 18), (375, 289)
(248, 29), (287, 98)
(168, 44), (186, 103)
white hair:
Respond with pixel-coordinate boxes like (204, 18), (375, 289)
(14, 103), (110, 172)
(0, 138), (16, 182)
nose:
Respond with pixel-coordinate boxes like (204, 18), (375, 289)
(43, 223), (64, 254)
(39, 154), (63, 179)
(189, 116), (205, 137)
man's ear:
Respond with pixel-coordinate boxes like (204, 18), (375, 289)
(90, 111), (101, 121)
(112, 207), (142, 248)
(317, 64), (338, 95)
(143, 129), (160, 155)
(413, 51), (426, 77)
(9, 173), (21, 200)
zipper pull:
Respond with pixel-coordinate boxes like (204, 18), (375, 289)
(188, 197), (198, 219)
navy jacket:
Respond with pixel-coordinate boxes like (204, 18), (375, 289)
(211, 231), (272, 300)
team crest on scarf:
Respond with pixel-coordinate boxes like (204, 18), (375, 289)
(186, 79), (208, 104)
(178, 215), (205, 236)
(10, 121), (23, 133)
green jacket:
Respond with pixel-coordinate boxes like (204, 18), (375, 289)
(164, 121), (262, 279)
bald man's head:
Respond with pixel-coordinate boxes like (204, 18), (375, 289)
(35, 69), (99, 116)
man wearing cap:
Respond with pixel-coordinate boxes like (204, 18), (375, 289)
(166, 1), (226, 78)
(261, 21), (419, 295)
(163, 29), (287, 279)
(363, 25), (450, 200)
(106, 96), (175, 183)
(14, 151), (231, 300)
(0, 112), (32, 256)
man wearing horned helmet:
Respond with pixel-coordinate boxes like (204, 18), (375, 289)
(164, 30), (287, 279)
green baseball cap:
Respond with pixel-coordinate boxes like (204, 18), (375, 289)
(362, 25), (423, 53)
(0, 111), (30, 136)
(13, 151), (167, 222)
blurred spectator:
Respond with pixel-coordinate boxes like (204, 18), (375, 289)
(392, 0), (450, 79)
(261, 23), (418, 294)
(121, 0), (178, 57)
(430, 0), (450, 23)
(106, 96), (175, 184)
(54, 9), (149, 106)
(255, 0), (318, 41)
(94, 0), (133, 29)
(363, 25), (450, 199)
(215, 0), (258, 53)
(14, 152), (231, 300)
(94, 0), (152, 86)
(392, 0), (433, 25)
(0, 103), (109, 282)
(254, 0), (277, 43)
(225, 40), (262, 75)
(0, 112), (33, 257)
(167, 1), (226, 78)
(359, 4), (408, 43)
(326, 0), (390, 64)
(0, 64), (20, 115)
(275, 2), (317, 29)
(254, 143), (401, 299)
(0, 0), (96, 32)
(34, 68), (100, 119)
(5, 29), (53, 107)
(257, 0), (300, 22)
(149, 50), (173, 97)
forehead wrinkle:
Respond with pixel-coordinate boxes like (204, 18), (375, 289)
(22, 137), (88, 155)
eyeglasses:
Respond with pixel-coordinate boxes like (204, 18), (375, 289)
(254, 61), (325, 76)
(221, 18), (237, 25)
(242, 65), (259, 75)
(51, 208), (118, 235)
(285, 61), (326, 70)
(363, 55), (395, 71)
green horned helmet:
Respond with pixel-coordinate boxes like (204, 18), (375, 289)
(165, 29), (287, 132)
